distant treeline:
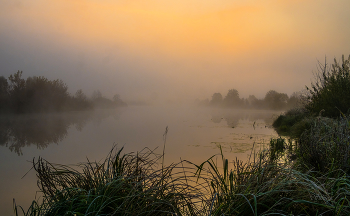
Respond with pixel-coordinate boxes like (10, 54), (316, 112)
(0, 71), (127, 114)
(196, 89), (302, 110)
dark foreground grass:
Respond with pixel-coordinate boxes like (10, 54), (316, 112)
(14, 146), (209, 216)
(14, 117), (350, 216)
(194, 145), (350, 215)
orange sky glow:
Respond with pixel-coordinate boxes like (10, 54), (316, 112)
(1, 0), (350, 102)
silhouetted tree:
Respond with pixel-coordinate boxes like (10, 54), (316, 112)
(91, 90), (102, 100)
(72, 89), (92, 110)
(3, 71), (95, 113)
(25, 76), (69, 112)
(223, 89), (242, 107)
(287, 91), (302, 108)
(8, 71), (26, 113)
(113, 94), (127, 107)
(264, 90), (289, 110)
(210, 93), (223, 106)
(0, 76), (9, 111)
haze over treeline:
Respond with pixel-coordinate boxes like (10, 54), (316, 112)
(1, 1), (350, 104)
(197, 89), (302, 110)
(0, 71), (126, 114)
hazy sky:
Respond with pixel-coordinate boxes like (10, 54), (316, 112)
(1, 0), (350, 103)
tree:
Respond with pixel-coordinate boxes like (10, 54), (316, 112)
(210, 93), (223, 106)
(8, 71), (26, 113)
(264, 90), (289, 110)
(0, 76), (9, 111)
(91, 90), (102, 100)
(73, 89), (92, 110)
(113, 94), (127, 107)
(287, 91), (302, 109)
(223, 89), (242, 107)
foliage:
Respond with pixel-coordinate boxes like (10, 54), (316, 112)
(272, 107), (310, 138)
(306, 55), (350, 117)
(91, 90), (127, 109)
(210, 93), (223, 106)
(0, 76), (9, 111)
(264, 90), (288, 110)
(223, 89), (242, 107)
(25, 76), (70, 112)
(206, 89), (297, 110)
(1, 71), (94, 113)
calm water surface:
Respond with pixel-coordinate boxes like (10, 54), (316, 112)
(0, 106), (281, 215)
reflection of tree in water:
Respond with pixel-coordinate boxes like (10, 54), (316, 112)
(210, 109), (279, 127)
(211, 112), (239, 127)
(0, 109), (124, 155)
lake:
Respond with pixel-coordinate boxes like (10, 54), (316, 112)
(0, 106), (281, 215)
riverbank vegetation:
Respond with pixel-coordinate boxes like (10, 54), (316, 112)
(273, 55), (350, 136)
(0, 71), (126, 114)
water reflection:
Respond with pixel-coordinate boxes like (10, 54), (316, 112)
(207, 109), (280, 154)
(0, 109), (123, 155)
(210, 109), (278, 128)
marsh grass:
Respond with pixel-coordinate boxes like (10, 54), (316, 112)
(194, 142), (350, 215)
(14, 146), (209, 216)
(297, 115), (350, 173)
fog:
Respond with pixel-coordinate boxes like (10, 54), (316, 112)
(1, 0), (350, 104)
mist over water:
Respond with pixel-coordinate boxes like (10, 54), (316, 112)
(0, 106), (280, 214)
(1, 1), (349, 214)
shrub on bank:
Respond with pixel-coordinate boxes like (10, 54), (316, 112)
(272, 107), (310, 138)
(306, 55), (350, 118)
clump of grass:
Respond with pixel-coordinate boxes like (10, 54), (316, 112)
(14, 146), (208, 216)
(194, 143), (350, 215)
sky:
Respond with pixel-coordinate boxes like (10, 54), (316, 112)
(1, 0), (350, 104)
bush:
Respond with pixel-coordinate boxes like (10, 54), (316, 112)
(306, 55), (350, 118)
(272, 107), (310, 137)
(297, 115), (350, 173)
